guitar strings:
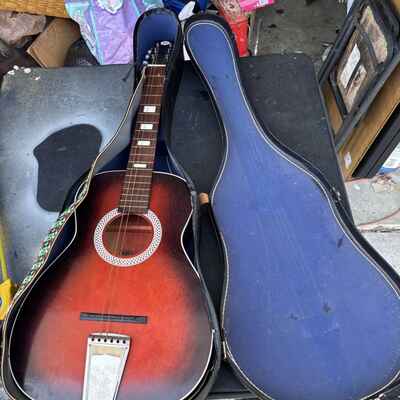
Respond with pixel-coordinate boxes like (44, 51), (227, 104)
(117, 47), (167, 264)
(117, 63), (159, 261)
(104, 54), (163, 334)
(118, 62), (165, 261)
(100, 63), (150, 334)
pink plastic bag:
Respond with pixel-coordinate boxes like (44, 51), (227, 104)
(239, 0), (274, 12)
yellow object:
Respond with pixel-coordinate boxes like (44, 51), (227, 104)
(0, 279), (15, 320)
(0, 235), (16, 320)
(0, 0), (69, 18)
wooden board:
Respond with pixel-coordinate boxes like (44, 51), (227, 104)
(323, 0), (400, 180)
(322, 82), (343, 135)
(338, 63), (400, 179)
(0, 0), (68, 18)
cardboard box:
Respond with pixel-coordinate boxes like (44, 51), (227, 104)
(27, 18), (80, 68)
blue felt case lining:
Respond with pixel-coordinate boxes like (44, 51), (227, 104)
(185, 15), (400, 400)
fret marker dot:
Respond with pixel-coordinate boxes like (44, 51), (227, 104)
(140, 123), (153, 130)
(133, 163), (147, 169)
(143, 106), (156, 113)
(138, 140), (151, 146)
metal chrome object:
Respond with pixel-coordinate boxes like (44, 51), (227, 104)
(82, 333), (131, 400)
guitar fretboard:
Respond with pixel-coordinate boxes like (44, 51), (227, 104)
(118, 65), (166, 215)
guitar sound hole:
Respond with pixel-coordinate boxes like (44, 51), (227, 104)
(102, 215), (154, 258)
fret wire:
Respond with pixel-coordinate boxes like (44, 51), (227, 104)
(119, 206), (149, 210)
(119, 209), (148, 213)
(124, 172), (152, 176)
(125, 182), (150, 184)
(142, 86), (164, 91)
(123, 183), (151, 187)
(136, 118), (159, 122)
(121, 191), (149, 198)
(123, 175), (152, 179)
(120, 206), (149, 209)
(121, 191), (149, 196)
(127, 157), (155, 161)
(123, 177), (152, 181)
(126, 175), (151, 183)
(128, 148), (156, 155)
(121, 184), (151, 189)
(128, 153), (154, 159)
(124, 174), (153, 179)
(126, 176), (150, 184)
(120, 195), (149, 199)
(119, 65), (166, 212)
(120, 199), (148, 203)
(124, 171), (153, 175)
(126, 157), (155, 162)
(122, 182), (151, 187)
(141, 95), (162, 98)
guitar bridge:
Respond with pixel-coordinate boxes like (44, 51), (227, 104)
(82, 333), (131, 400)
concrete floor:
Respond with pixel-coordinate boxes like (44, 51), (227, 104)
(252, 0), (346, 69)
(346, 172), (400, 274)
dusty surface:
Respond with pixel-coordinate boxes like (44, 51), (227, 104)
(346, 171), (400, 274)
(252, 0), (346, 69)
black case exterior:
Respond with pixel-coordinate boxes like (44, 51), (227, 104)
(1, 8), (220, 400)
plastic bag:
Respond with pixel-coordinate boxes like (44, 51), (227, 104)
(65, 0), (163, 65)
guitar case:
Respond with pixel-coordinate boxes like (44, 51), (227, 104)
(1, 8), (221, 400)
(184, 13), (400, 400)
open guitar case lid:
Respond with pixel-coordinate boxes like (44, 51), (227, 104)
(1, 8), (221, 400)
(182, 12), (400, 400)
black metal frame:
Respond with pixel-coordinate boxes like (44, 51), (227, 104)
(318, 0), (400, 150)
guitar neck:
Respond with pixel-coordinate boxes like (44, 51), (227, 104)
(118, 65), (166, 215)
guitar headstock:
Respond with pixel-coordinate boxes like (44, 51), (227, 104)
(143, 41), (172, 67)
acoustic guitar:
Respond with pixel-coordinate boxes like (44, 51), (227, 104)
(8, 42), (213, 400)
